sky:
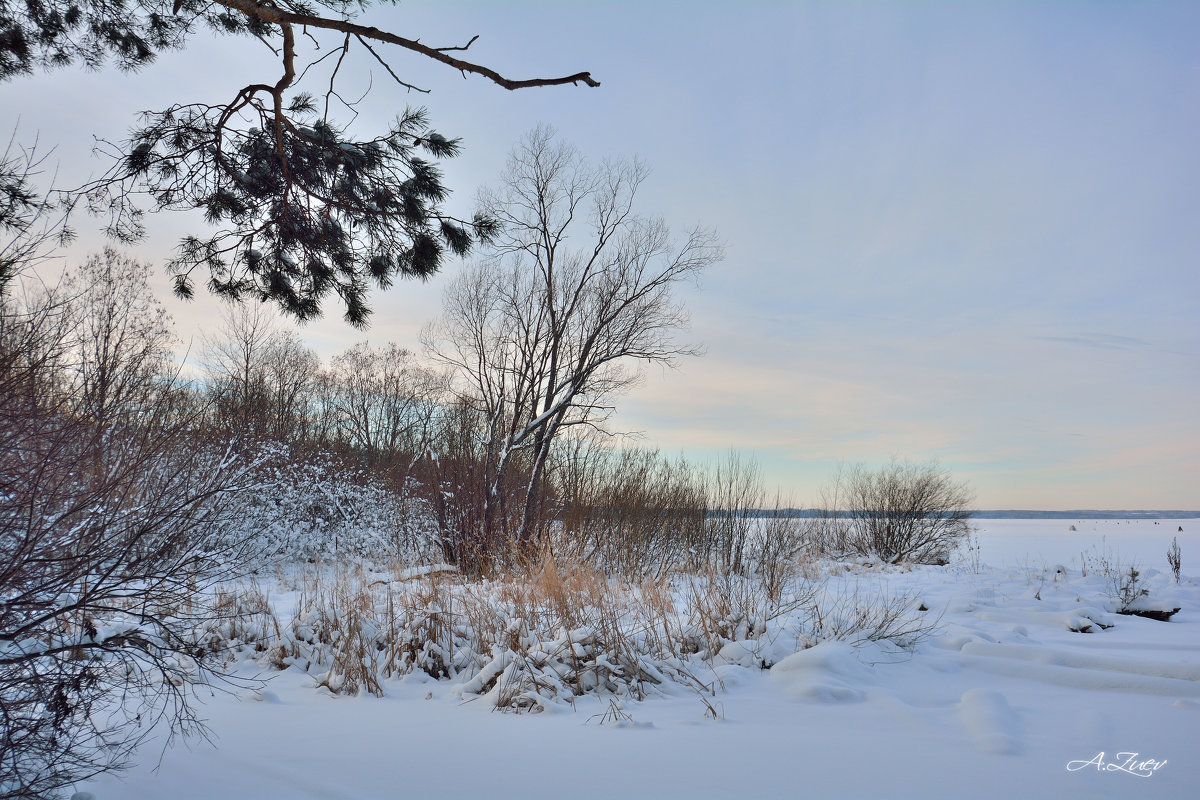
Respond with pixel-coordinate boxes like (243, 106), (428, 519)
(4, 1), (1198, 509)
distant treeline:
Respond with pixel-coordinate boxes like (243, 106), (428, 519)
(754, 509), (1200, 520)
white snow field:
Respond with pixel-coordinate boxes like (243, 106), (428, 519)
(79, 519), (1199, 800)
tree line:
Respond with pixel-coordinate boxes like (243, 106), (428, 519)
(4, 126), (728, 572)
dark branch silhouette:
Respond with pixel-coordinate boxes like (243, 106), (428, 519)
(2, 1), (599, 324)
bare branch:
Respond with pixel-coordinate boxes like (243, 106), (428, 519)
(436, 34), (481, 53)
(212, 0), (601, 90)
(355, 33), (431, 94)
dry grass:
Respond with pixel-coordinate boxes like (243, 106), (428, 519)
(197, 548), (939, 711)
(804, 577), (939, 651)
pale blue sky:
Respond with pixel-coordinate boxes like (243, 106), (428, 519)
(5, 1), (1198, 508)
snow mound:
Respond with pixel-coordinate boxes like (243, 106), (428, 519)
(769, 642), (876, 703)
(959, 688), (1022, 754)
(957, 640), (1200, 696)
(959, 641), (1200, 682)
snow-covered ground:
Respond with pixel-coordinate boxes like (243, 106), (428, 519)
(79, 519), (1199, 799)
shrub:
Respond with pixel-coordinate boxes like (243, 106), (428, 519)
(0, 378), (260, 799)
(0, 263), (260, 799)
(211, 443), (441, 565)
(1167, 537), (1181, 584)
(827, 460), (974, 565)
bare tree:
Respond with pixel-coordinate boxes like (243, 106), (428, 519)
(425, 127), (723, 558)
(0, 148), (268, 798)
(422, 397), (489, 567)
(304, 366), (341, 447)
(808, 463), (853, 556)
(839, 460), (975, 565)
(327, 340), (445, 473)
(62, 248), (177, 430)
(260, 327), (320, 442)
(0, 281), (72, 419)
(201, 302), (278, 435)
(704, 451), (765, 575)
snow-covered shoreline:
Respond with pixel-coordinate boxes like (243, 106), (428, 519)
(79, 519), (1199, 799)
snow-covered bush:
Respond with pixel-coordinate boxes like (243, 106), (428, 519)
(209, 443), (441, 564)
(0, 396), (263, 799)
(682, 568), (817, 664)
(1108, 564), (1181, 621)
(804, 579), (936, 650)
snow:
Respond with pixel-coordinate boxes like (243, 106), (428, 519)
(78, 518), (1200, 799)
